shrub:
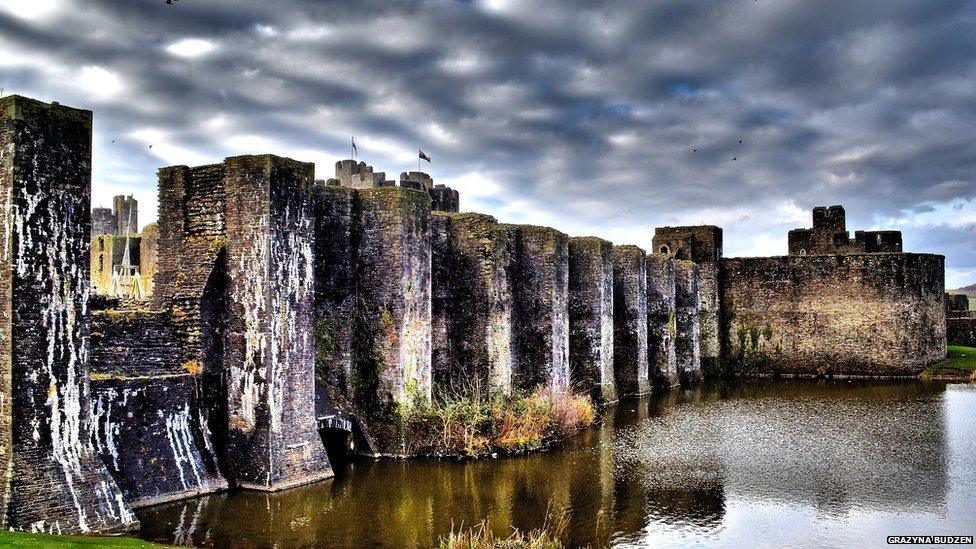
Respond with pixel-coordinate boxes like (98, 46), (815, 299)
(402, 386), (596, 458)
(438, 506), (568, 549)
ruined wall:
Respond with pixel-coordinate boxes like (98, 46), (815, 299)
(354, 187), (432, 454)
(501, 225), (570, 392)
(612, 245), (650, 396)
(150, 163), (228, 472)
(430, 185), (460, 213)
(720, 253), (946, 376)
(113, 195), (138, 236)
(652, 226), (721, 374)
(92, 207), (114, 236)
(568, 237), (615, 402)
(646, 255), (678, 388)
(313, 186), (358, 417)
(431, 213), (513, 398)
(223, 155), (331, 489)
(89, 310), (226, 508)
(674, 260), (702, 382)
(947, 317), (976, 347)
(140, 223), (158, 297)
(0, 95), (136, 533)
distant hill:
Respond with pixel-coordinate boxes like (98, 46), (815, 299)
(948, 283), (976, 309)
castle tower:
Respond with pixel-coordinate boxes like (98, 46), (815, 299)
(113, 194), (138, 235)
(0, 95), (136, 533)
(652, 225), (722, 375)
(223, 155), (333, 489)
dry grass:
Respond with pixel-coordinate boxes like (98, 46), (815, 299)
(404, 386), (596, 457)
(438, 507), (568, 549)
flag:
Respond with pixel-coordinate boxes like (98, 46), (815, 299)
(351, 137), (357, 158)
(419, 149), (431, 163)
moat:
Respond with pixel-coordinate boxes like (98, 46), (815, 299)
(134, 379), (976, 548)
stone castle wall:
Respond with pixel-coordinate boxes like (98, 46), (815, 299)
(89, 309), (226, 508)
(720, 253), (946, 376)
(612, 245), (650, 396)
(222, 155), (332, 489)
(0, 95), (137, 533)
(646, 255), (678, 387)
(501, 225), (570, 392)
(568, 237), (615, 402)
(1, 94), (955, 534)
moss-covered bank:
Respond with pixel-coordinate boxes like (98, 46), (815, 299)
(920, 345), (976, 381)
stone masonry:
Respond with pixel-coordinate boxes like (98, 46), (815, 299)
(354, 187), (432, 454)
(501, 225), (570, 392)
(431, 213), (514, 398)
(652, 226), (722, 374)
(0, 95), (137, 533)
(222, 155), (332, 489)
(568, 237), (615, 402)
(612, 245), (650, 396)
(674, 259), (703, 382)
(646, 255), (678, 388)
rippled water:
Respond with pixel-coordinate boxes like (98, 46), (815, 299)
(135, 380), (976, 548)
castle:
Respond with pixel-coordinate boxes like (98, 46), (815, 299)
(0, 95), (947, 534)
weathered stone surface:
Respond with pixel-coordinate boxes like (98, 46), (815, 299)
(720, 253), (946, 376)
(313, 186), (358, 417)
(430, 185), (460, 213)
(946, 293), (970, 313)
(150, 163), (229, 476)
(431, 213), (514, 398)
(355, 187), (432, 453)
(223, 155), (332, 490)
(652, 226), (721, 373)
(139, 223), (159, 297)
(568, 237), (615, 402)
(947, 317), (976, 347)
(612, 245), (650, 396)
(674, 260), (702, 382)
(788, 205), (902, 255)
(89, 309), (226, 508)
(0, 95), (136, 533)
(501, 224), (570, 391)
(646, 255), (678, 388)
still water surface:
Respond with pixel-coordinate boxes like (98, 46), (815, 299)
(136, 380), (976, 548)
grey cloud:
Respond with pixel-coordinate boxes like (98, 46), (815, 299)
(1, 0), (974, 283)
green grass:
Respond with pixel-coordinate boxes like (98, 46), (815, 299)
(921, 345), (976, 380)
(0, 531), (168, 548)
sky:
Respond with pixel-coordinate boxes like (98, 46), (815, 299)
(2, 0), (975, 287)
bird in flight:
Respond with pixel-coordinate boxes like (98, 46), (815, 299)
(732, 156), (737, 161)
(112, 139), (117, 144)
(738, 139), (742, 144)
(164, 0), (178, 4)
(149, 144), (154, 149)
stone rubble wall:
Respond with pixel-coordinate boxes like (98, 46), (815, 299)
(646, 255), (678, 388)
(612, 245), (650, 396)
(431, 213), (514, 399)
(720, 253), (946, 376)
(675, 260), (703, 382)
(501, 224), (570, 392)
(223, 155), (332, 490)
(568, 237), (615, 402)
(0, 95), (137, 534)
(88, 309), (226, 508)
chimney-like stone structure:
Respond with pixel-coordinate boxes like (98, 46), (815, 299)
(612, 245), (650, 396)
(674, 259), (702, 382)
(222, 155), (332, 490)
(646, 255), (678, 388)
(0, 95), (137, 533)
(502, 225), (570, 391)
(568, 237), (615, 402)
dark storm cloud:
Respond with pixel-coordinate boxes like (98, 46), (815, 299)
(1, 0), (975, 285)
